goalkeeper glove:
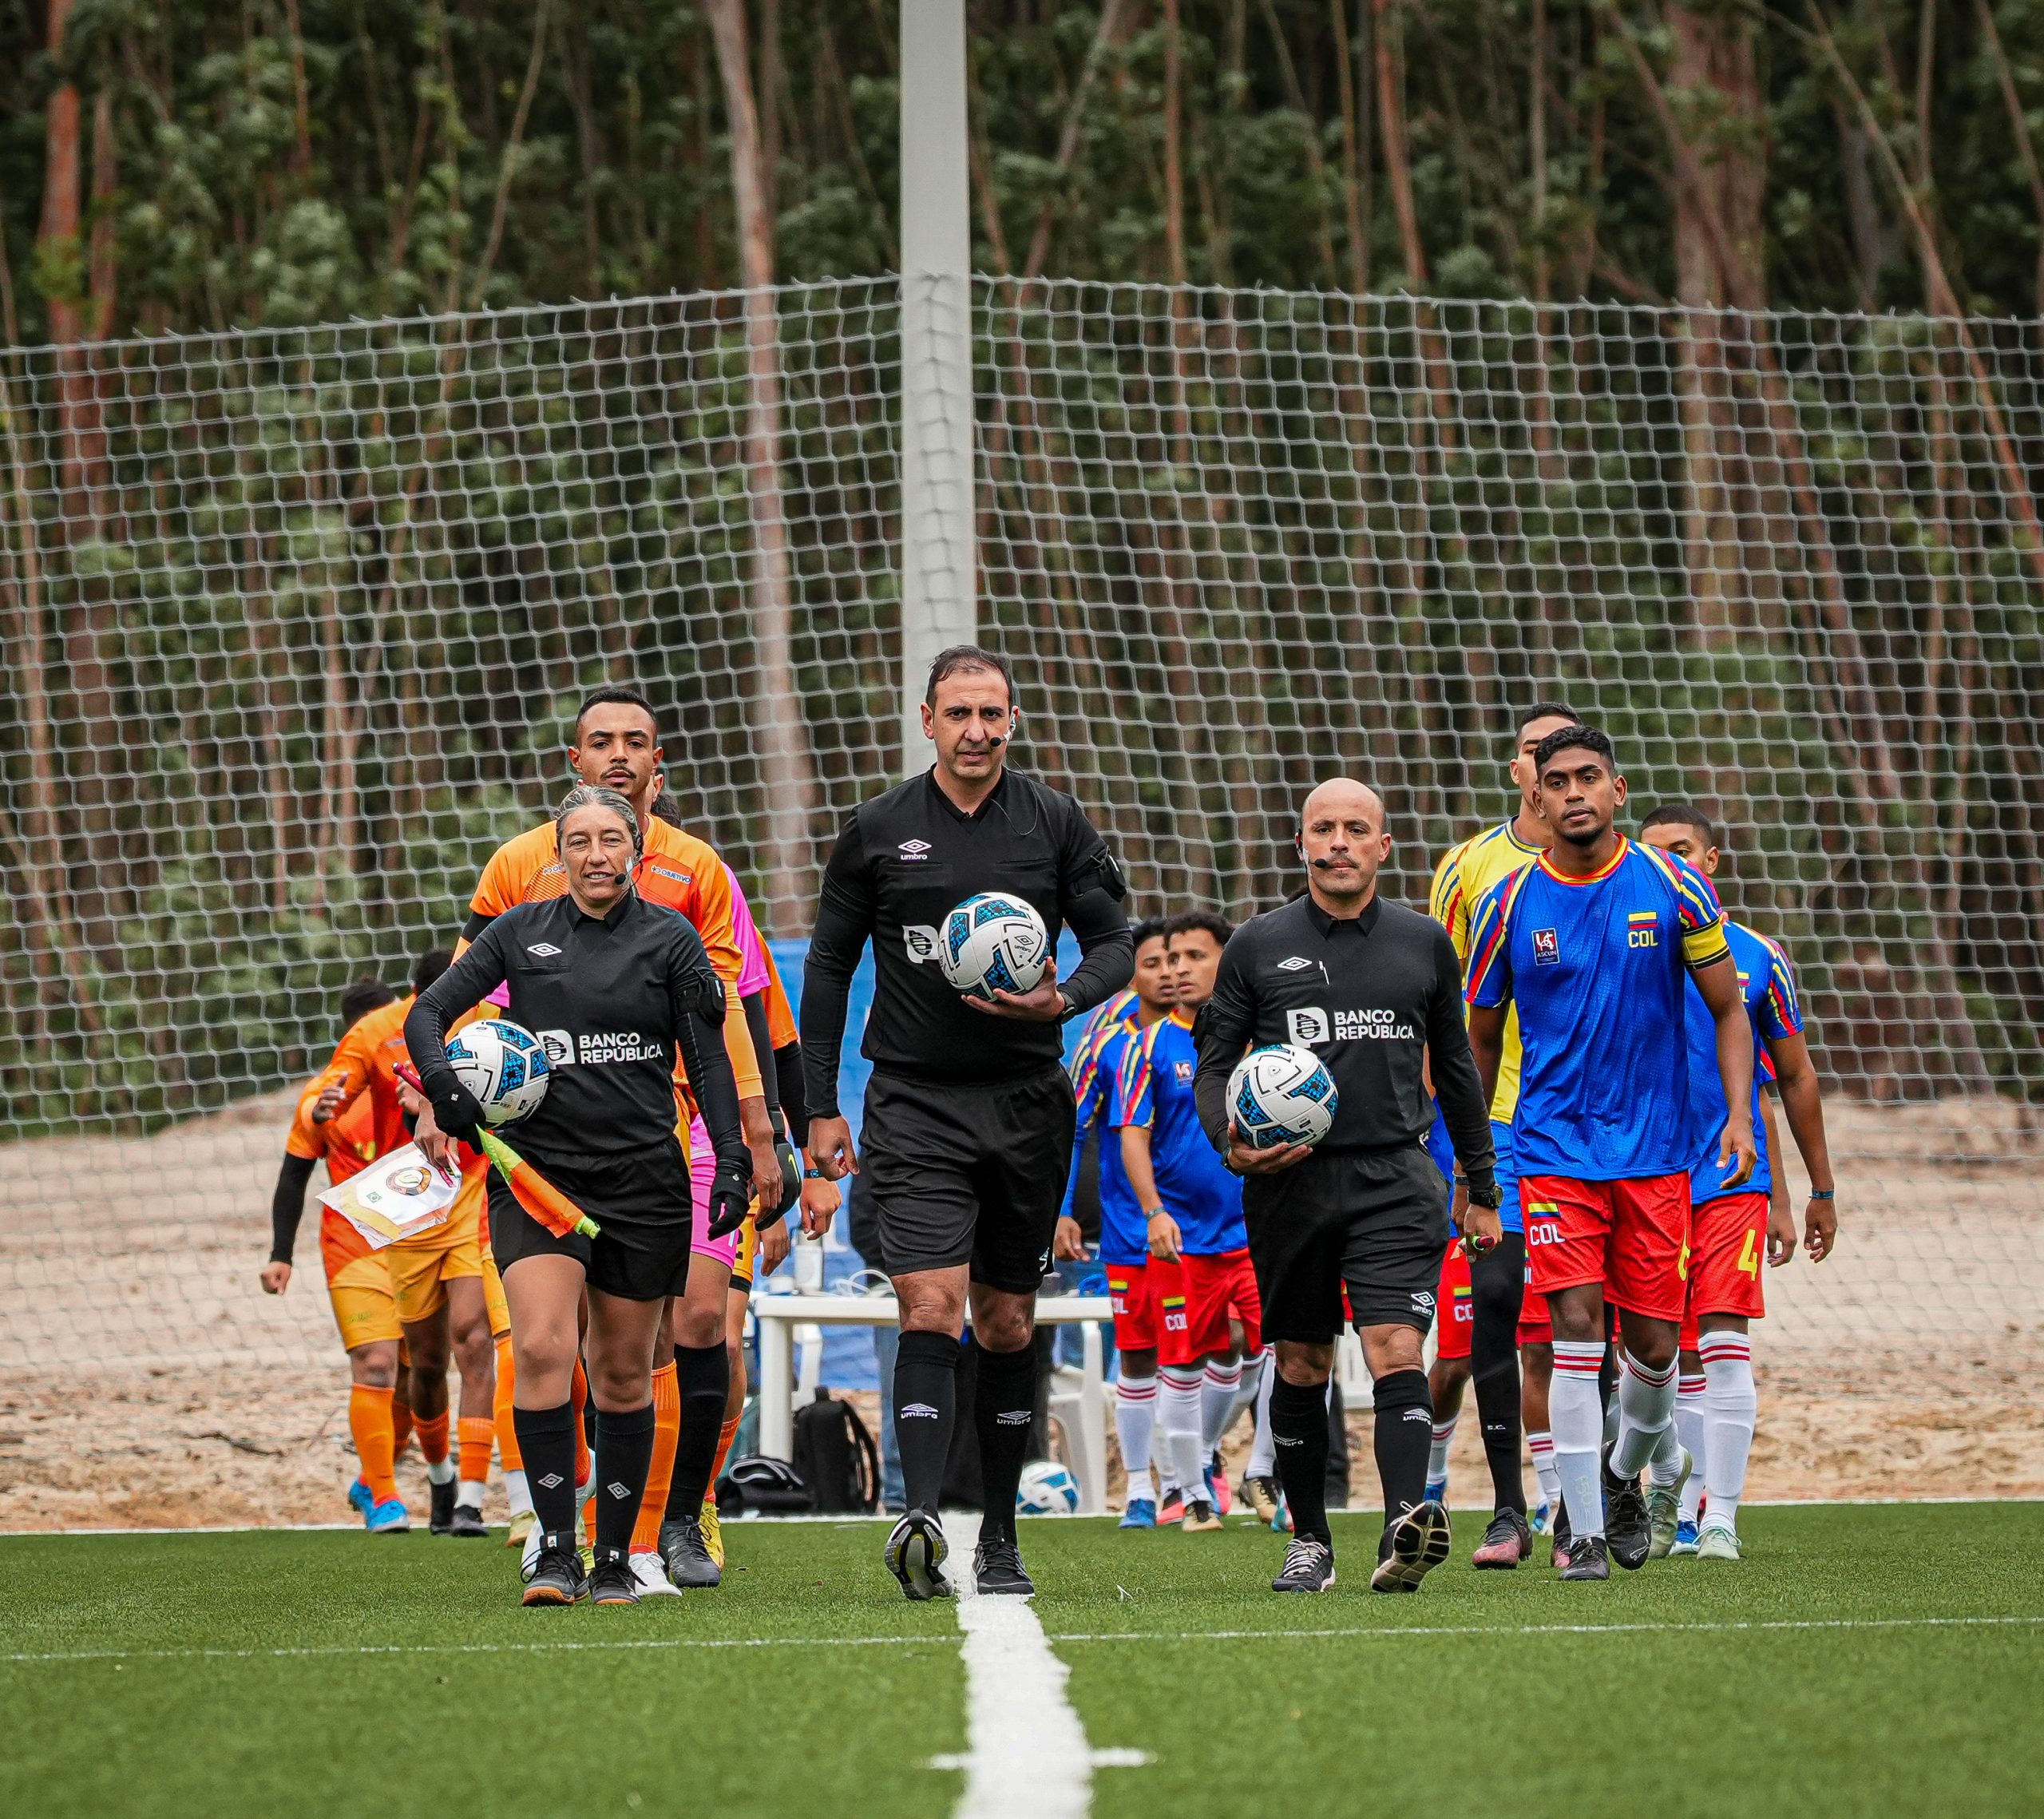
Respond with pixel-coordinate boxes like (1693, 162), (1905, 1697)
(703, 1155), (754, 1240)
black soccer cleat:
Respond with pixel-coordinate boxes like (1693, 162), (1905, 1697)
(1472, 1506), (1533, 1570)
(972, 1530), (1036, 1596)
(658, 1515), (723, 1588)
(586, 1548), (640, 1607)
(884, 1508), (953, 1602)
(1559, 1532), (1612, 1581)
(1271, 1535), (1337, 1593)
(1603, 1448), (1650, 1571)
(1370, 1499), (1453, 1593)
(1551, 1500), (1575, 1571)
(520, 1533), (589, 1606)
(448, 1501), (489, 1540)
(428, 1476), (457, 1536)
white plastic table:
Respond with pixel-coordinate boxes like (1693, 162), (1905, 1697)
(751, 1292), (1115, 1513)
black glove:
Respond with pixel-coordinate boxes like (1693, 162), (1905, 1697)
(426, 1073), (487, 1147)
(766, 1138), (802, 1222)
(703, 1156), (753, 1240)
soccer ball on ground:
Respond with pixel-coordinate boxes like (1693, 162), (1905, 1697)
(443, 1018), (553, 1126)
(937, 894), (1050, 1002)
(1226, 1043), (1338, 1150)
(1016, 1460), (1081, 1516)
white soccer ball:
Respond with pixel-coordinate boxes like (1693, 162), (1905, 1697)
(443, 1017), (553, 1126)
(1016, 1459), (1080, 1516)
(937, 893), (1050, 1002)
(1226, 1043), (1339, 1151)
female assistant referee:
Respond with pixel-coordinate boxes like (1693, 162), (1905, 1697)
(406, 785), (751, 1607)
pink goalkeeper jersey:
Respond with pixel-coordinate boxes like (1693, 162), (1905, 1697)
(725, 864), (771, 998)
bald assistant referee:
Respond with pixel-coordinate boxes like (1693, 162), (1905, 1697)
(1194, 779), (1499, 1596)
(802, 647), (1133, 1600)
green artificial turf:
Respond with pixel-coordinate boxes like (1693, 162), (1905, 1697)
(2, 1504), (2040, 1818)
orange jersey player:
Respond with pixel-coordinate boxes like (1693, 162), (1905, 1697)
(263, 978), (414, 1533)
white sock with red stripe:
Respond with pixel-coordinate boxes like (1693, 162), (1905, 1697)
(1201, 1357), (1245, 1452)
(1246, 1355), (1277, 1478)
(1612, 1350), (1679, 1482)
(1551, 1341), (1607, 1540)
(1699, 1330), (1757, 1532)
(1527, 1430), (1561, 1511)
(1675, 1372), (1708, 1523)
(1115, 1376), (1157, 1497)
(1427, 1414), (1458, 1488)
(1158, 1366), (1206, 1502)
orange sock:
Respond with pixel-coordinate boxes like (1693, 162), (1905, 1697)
(417, 1410), (450, 1468)
(390, 1385), (414, 1460)
(349, 1385), (399, 1503)
(493, 1338), (521, 1470)
(710, 1412), (743, 1500)
(458, 1417), (493, 1488)
(571, 1357), (591, 1485)
(631, 1363), (682, 1552)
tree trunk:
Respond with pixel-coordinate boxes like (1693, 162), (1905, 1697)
(1022, 0), (1136, 279)
(707, 0), (819, 931)
(1329, 0), (1369, 294)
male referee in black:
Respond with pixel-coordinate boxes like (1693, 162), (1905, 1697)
(802, 646), (1133, 1599)
(1194, 778), (1500, 1595)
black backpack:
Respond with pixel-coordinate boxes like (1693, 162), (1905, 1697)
(716, 1454), (814, 1516)
(791, 1388), (881, 1514)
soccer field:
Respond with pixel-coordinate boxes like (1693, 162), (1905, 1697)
(2, 1504), (2039, 1819)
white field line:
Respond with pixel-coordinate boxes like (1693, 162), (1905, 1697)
(5, 1611), (2038, 1670)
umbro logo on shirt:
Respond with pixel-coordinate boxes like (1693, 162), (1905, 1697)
(1278, 955), (1313, 971)
(901, 1402), (941, 1419)
(897, 838), (933, 860)
(527, 942), (563, 957)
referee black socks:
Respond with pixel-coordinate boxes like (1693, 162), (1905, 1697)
(1270, 1373), (1333, 1547)
(893, 1330), (960, 1516)
(664, 1341), (731, 1522)
(1370, 1367), (1434, 1544)
(511, 1400), (580, 1539)
(973, 1341), (1037, 1542)
(593, 1399), (656, 1558)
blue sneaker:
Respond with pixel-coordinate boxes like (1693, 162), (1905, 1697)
(1669, 1518), (1701, 1557)
(1424, 1476), (1448, 1508)
(1119, 1496), (1157, 1529)
(346, 1479), (375, 1519)
(1531, 1500), (1552, 1536)
(365, 1496), (411, 1535)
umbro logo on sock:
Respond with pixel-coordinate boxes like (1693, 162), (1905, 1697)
(1403, 1408), (1433, 1424)
(537, 1472), (565, 1488)
(996, 1410), (1032, 1425)
(1274, 1436), (1302, 1447)
(901, 1402), (940, 1418)
(607, 1481), (632, 1499)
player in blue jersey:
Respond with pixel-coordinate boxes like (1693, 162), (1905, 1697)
(1056, 921), (1169, 1527)
(1465, 726), (1757, 1581)
(1113, 911), (1261, 1534)
(1639, 806), (1839, 1562)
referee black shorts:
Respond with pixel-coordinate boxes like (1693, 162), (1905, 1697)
(861, 1065), (1076, 1294)
(1244, 1143), (1451, 1345)
(487, 1135), (694, 1303)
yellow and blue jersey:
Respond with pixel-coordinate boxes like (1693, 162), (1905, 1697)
(1430, 818), (1544, 1123)
(1064, 991), (1143, 1264)
(1111, 1010), (1246, 1256)
(1465, 838), (1729, 1181)
(1686, 920), (1802, 1206)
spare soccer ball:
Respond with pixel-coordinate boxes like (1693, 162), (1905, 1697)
(1226, 1043), (1338, 1151)
(1016, 1459), (1080, 1516)
(443, 1018), (553, 1127)
(937, 893), (1050, 1002)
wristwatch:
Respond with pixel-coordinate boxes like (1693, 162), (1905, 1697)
(1055, 989), (1075, 1021)
(1463, 1179), (1503, 1211)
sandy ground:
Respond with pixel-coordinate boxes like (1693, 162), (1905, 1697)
(2, 1095), (2040, 1529)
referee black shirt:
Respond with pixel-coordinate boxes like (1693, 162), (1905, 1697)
(1192, 892), (1497, 1195)
(801, 768), (1133, 1116)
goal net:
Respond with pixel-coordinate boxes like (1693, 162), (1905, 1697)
(1, 276), (2038, 1523)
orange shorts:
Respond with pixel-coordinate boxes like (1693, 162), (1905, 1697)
(1162, 1249), (1262, 1367)
(1679, 1190), (1767, 1348)
(1107, 1259), (1170, 1353)
(1435, 1242), (1475, 1361)
(389, 1166), (485, 1326)
(324, 1253), (401, 1351)
(1520, 1173), (1691, 1325)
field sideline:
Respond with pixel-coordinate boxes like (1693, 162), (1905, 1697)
(4, 1503), (2042, 1818)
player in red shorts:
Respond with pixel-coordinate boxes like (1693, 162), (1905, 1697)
(1114, 911), (1260, 1534)
(1466, 725), (1757, 1580)
(1640, 807), (1839, 1561)
(1422, 1239), (1473, 1508)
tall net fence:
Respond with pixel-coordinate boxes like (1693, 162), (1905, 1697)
(2, 277), (2040, 1523)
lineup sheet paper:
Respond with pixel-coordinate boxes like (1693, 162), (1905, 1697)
(318, 1143), (458, 1250)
